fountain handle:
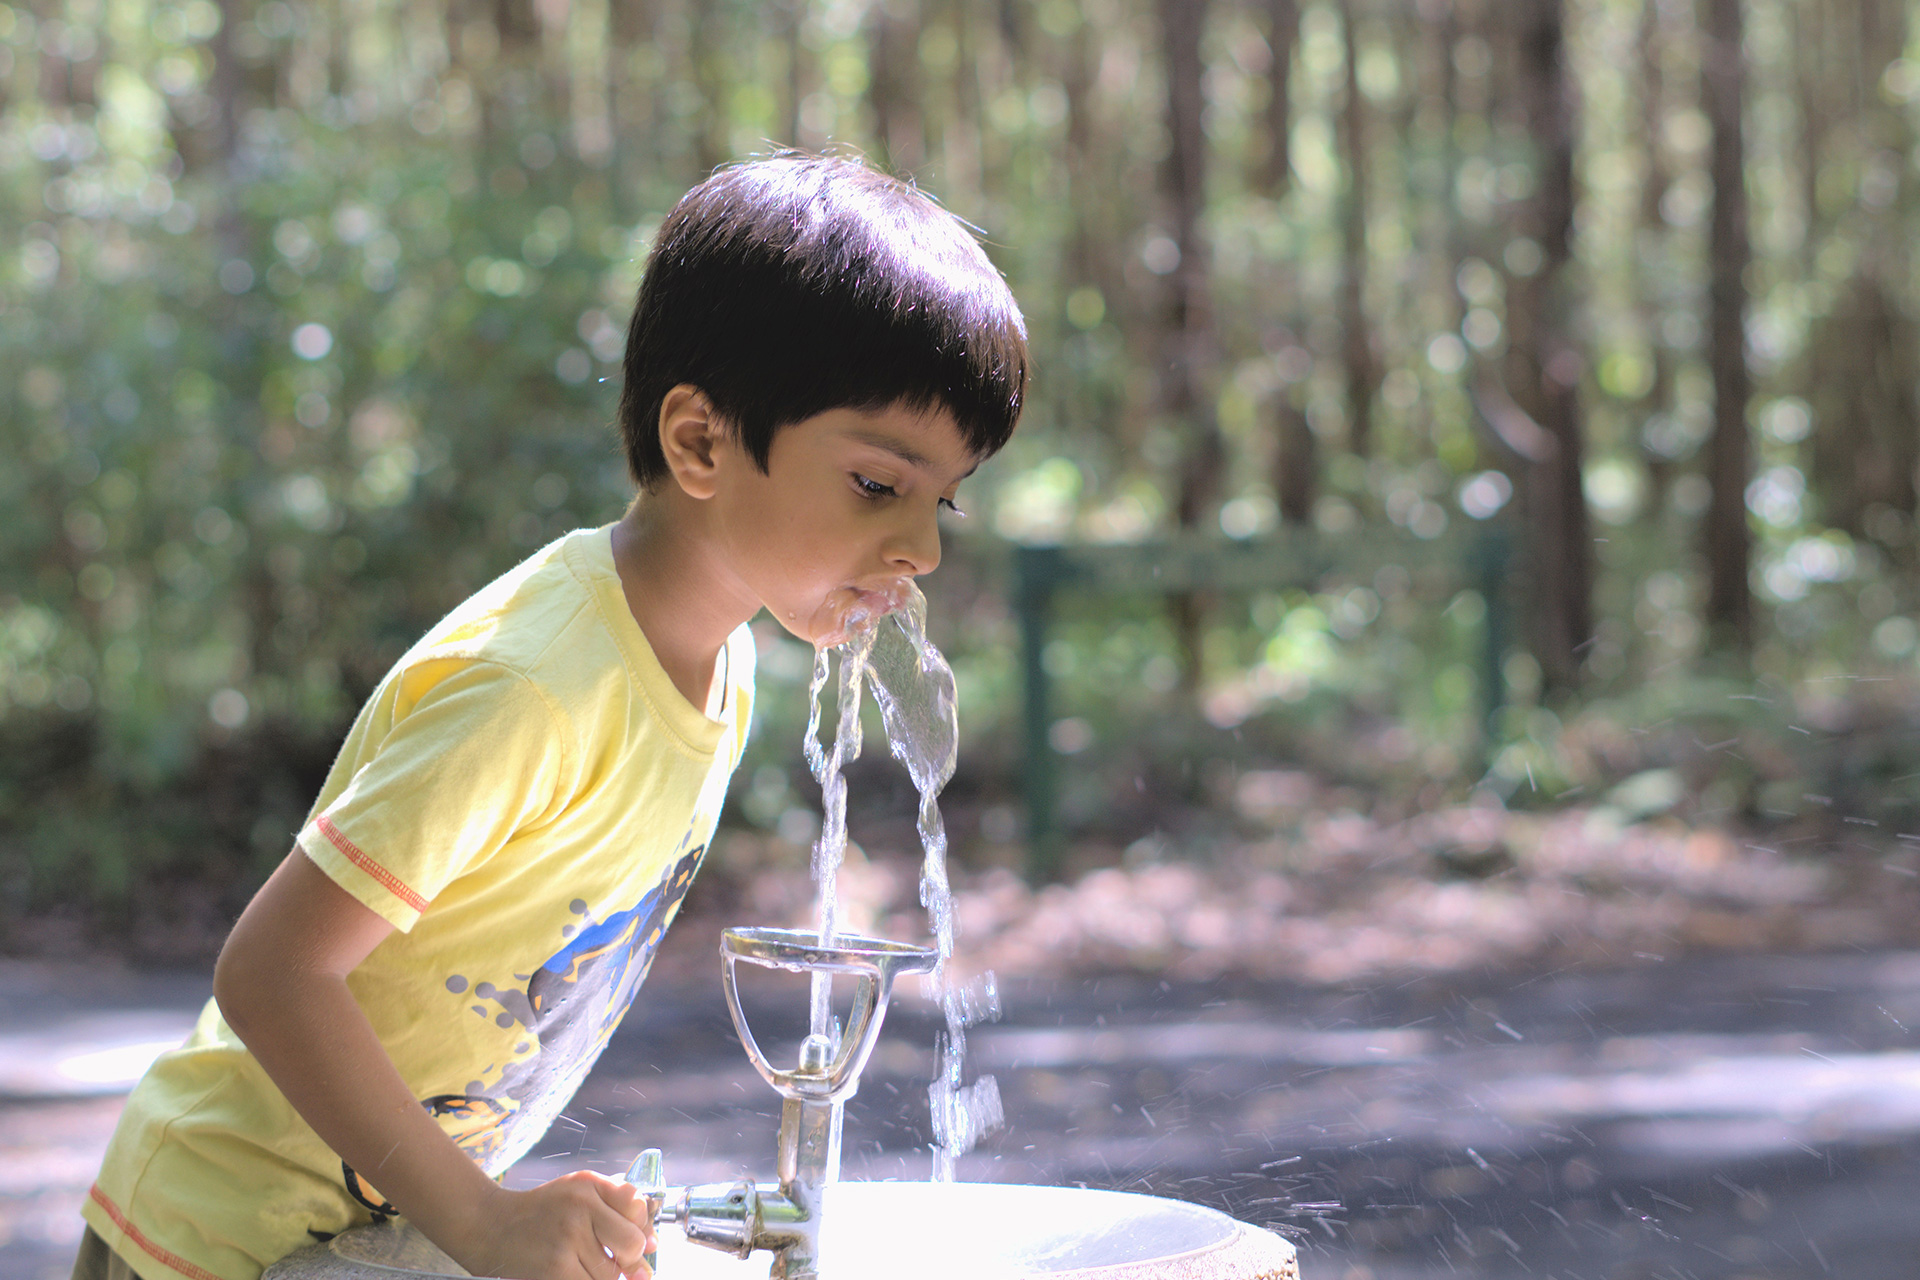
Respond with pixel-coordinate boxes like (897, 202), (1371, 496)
(628, 1149), (664, 1275)
(626, 1148), (808, 1265)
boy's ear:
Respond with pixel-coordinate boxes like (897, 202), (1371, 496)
(657, 384), (725, 500)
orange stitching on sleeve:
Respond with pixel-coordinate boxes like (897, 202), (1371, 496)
(316, 816), (430, 914)
(88, 1186), (227, 1280)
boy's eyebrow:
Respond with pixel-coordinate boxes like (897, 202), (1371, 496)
(849, 431), (979, 483)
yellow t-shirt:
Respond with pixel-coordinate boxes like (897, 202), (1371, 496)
(83, 526), (756, 1280)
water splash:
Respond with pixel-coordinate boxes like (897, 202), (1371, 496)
(803, 617), (878, 1039)
(805, 581), (1004, 1177)
(864, 589), (959, 960)
(928, 972), (1005, 1181)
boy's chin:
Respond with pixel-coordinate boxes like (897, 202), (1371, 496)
(803, 580), (913, 649)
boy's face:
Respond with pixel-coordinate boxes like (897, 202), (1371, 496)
(708, 402), (977, 647)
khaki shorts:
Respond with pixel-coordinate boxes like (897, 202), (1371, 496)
(71, 1227), (148, 1280)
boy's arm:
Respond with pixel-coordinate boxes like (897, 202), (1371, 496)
(213, 850), (655, 1280)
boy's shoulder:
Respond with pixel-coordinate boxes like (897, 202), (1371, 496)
(386, 525), (755, 741)
(409, 527), (620, 675)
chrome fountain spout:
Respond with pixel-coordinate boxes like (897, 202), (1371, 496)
(629, 926), (939, 1280)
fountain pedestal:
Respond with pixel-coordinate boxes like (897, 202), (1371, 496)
(261, 926), (1300, 1280)
(267, 1182), (1298, 1280)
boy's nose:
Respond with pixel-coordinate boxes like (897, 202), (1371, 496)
(885, 511), (942, 577)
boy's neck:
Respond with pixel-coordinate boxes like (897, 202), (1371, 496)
(609, 497), (759, 713)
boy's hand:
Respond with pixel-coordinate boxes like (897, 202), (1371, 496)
(460, 1172), (657, 1280)
(214, 853), (657, 1280)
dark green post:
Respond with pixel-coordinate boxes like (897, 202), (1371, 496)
(1014, 545), (1062, 881)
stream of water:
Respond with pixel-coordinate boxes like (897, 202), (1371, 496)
(804, 583), (1004, 1179)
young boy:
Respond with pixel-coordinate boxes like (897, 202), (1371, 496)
(76, 154), (1028, 1280)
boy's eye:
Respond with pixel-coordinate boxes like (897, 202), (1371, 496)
(939, 497), (965, 516)
(853, 474), (896, 499)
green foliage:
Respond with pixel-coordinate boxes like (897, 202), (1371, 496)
(6, 0), (1920, 943)
(1, 44), (661, 928)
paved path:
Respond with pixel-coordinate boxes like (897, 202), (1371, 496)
(7, 948), (1920, 1278)
(0, 963), (210, 1280)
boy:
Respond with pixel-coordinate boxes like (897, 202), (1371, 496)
(76, 154), (1028, 1280)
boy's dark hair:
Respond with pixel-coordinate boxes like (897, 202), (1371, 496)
(618, 154), (1029, 488)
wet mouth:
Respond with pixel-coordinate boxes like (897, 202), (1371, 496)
(810, 579), (912, 648)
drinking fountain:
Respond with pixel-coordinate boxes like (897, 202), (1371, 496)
(264, 926), (1300, 1280)
(634, 925), (942, 1279)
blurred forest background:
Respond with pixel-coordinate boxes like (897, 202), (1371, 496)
(5, 0), (1920, 966)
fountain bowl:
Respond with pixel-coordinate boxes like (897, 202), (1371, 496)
(264, 1181), (1299, 1280)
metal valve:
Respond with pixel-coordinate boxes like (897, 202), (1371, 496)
(627, 1150), (808, 1263)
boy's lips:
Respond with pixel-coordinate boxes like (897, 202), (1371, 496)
(809, 579), (912, 647)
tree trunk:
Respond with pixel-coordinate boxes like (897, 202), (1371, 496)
(783, 0), (807, 147)
(1808, 277), (1920, 535)
(494, 0), (538, 49)
(1509, 0), (1592, 688)
(605, 0), (654, 220)
(204, 0), (276, 680)
(37, 0), (97, 110)
(1337, 0), (1374, 458)
(1434, 0), (1465, 325)
(689, 2), (730, 173)
(867, 0), (926, 172)
(1877, 293), (1920, 525)
(1260, 0), (1309, 522)
(1701, 0), (1752, 650)
(1261, 0), (1298, 197)
(326, 0), (350, 101)
(207, 0), (249, 258)
(1635, 0), (1675, 513)
(1157, 0), (1218, 692)
(1062, 16), (1097, 286)
(477, 0), (539, 149)
(944, 0), (983, 197)
(1793, 0), (1824, 277)
(567, 0), (612, 168)
(1159, 0), (1218, 527)
(1275, 395), (1316, 525)
(1861, 0), (1916, 530)
(1802, 0), (1916, 544)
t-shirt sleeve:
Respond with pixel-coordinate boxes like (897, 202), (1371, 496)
(296, 659), (567, 931)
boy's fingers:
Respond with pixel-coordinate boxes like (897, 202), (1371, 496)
(591, 1201), (651, 1275)
(576, 1242), (622, 1280)
(589, 1173), (655, 1244)
(601, 1179), (649, 1224)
